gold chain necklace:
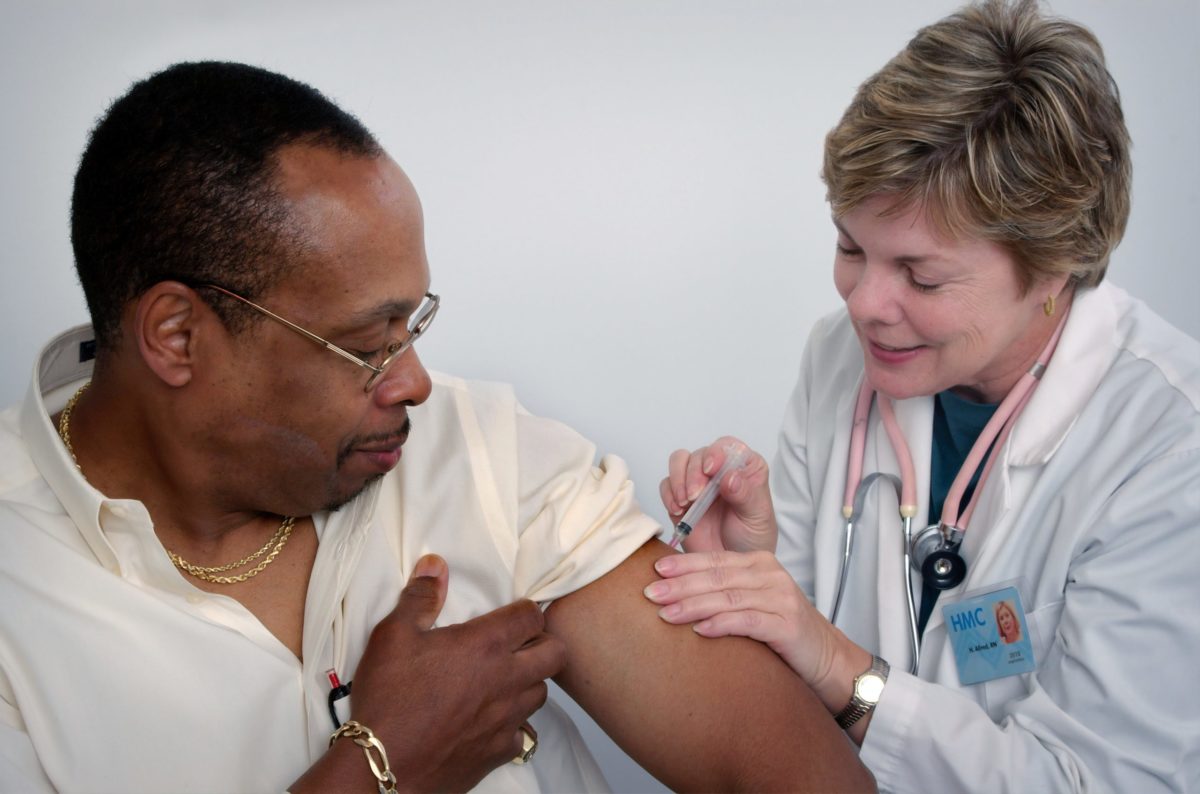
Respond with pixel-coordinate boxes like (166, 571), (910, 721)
(167, 517), (296, 584)
(57, 381), (296, 585)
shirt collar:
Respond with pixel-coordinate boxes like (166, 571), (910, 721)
(19, 324), (121, 573)
(20, 324), (385, 583)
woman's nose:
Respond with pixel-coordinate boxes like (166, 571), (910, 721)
(844, 263), (903, 326)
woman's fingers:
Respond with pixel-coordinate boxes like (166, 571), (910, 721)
(691, 608), (792, 642)
(653, 549), (769, 580)
(646, 550), (824, 682)
(683, 445), (713, 503)
(659, 474), (683, 520)
(651, 586), (792, 625)
(665, 447), (694, 513)
(662, 437), (758, 514)
(646, 551), (790, 606)
(660, 438), (776, 554)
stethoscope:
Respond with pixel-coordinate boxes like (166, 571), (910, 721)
(830, 312), (1068, 673)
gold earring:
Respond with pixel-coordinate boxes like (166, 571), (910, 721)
(1043, 293), (1055, 317)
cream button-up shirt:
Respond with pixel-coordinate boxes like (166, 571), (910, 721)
(0, 325), (660, 793)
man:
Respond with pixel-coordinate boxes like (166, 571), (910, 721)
(0, 62), (872, 792)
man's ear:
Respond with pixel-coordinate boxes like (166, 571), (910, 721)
(133, 282), (208, 387)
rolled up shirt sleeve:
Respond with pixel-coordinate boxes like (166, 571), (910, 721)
(511, 404), (661, 605)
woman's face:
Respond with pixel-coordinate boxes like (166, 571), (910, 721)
(833, 194), (1065, 403)
(997, 604), (1017, 638)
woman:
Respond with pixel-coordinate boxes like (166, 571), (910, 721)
(644, 1), (1200, 790)
(995, 600), (1021, 645)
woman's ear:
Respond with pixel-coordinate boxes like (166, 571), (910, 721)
(1044, 272), (1074, 304)
(133, 282), (204, 387)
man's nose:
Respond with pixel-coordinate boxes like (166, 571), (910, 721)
(372, 347), (432, 409)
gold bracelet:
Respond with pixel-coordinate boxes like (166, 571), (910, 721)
(330, 720), (398, 794)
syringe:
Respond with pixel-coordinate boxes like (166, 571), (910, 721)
(667, 443), (749, 549)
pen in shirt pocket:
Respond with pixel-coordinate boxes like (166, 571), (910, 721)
(326, 668), (352, 729)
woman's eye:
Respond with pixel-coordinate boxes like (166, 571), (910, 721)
(908, 273), (940, 293)
(835, 243), (862, 257)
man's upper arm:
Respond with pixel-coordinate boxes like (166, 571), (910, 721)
(545, 539), (875, 793)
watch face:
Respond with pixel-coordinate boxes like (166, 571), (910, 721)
(857, 673), (885, 702)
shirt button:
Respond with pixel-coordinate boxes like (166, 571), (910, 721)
(186, 594), (205, 605)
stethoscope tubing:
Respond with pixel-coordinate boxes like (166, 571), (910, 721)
(833, 472), (921, 674)
(829, 310), (1069, 674)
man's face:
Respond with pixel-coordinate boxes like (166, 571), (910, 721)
(196, 144), (433, 515)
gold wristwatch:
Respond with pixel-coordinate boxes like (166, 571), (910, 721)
(834, 655), (889, 730)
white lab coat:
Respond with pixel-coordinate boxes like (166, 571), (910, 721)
(772, 283), (1200, 793)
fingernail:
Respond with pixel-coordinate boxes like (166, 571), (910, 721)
(687, 487), (701, 501)
(702, 458), (714, 475)
(654, 556), (676, 575)
(643, 581), (668, 600)
(412, 555), (444, 579)
(658, 604), (681, 620)
(694, 620), (713, 634)
(727, 471), (741, 491)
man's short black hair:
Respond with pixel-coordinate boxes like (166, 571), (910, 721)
(70, 61), (382, 350)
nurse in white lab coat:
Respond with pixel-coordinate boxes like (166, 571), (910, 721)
(643, 2), (1200, 791)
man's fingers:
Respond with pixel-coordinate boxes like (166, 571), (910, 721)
(393, 554), (449, 632)
(468, 598), (547, 651)
(513, 632), (567, 682)
(512, 682), (551, 724)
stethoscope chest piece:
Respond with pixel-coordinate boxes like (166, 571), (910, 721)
(910, 523), (967, 591)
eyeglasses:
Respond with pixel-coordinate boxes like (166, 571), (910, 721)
(198, 284), (440, 392)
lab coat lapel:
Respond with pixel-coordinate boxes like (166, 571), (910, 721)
(1007, 284), (1119, 466)
(924, 285), (1121, 638)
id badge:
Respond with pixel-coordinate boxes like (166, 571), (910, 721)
(942, 585), (1035, 685)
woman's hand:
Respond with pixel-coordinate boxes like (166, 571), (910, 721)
(659, 436), (777, 553)
(644, 550), (871, 721)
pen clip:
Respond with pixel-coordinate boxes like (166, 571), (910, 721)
(326, 668), (353, 729)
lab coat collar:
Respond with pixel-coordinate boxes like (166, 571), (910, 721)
(904, 284), (1122, 643)
(1004, 284), (1121, 467)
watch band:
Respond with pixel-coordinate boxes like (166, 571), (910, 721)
(834, 655), (890, 730)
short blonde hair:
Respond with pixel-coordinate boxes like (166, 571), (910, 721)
(822, 0), (1130, 290)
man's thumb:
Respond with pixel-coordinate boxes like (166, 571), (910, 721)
(397, 554), (449, 631)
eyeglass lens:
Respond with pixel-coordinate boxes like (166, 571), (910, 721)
(362, 293), (439, 390)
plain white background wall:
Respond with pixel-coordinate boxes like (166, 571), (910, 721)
(3, 2), (1197, 791)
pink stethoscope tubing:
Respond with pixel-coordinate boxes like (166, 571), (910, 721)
(830, 311), (1069, 672)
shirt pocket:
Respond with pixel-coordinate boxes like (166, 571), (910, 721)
(980, 599), (1064, 720)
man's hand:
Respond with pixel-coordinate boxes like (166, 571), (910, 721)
(292, 555), (565, 793)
